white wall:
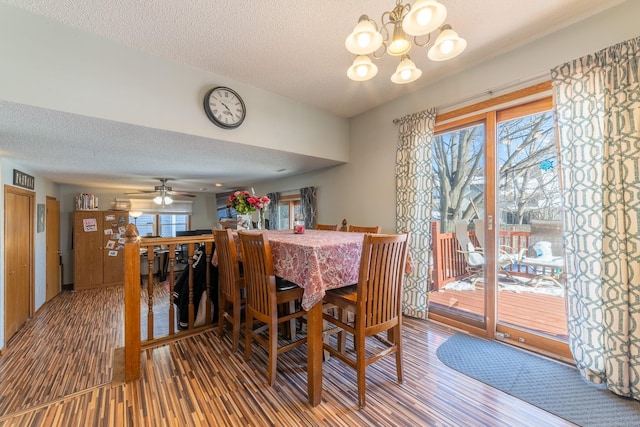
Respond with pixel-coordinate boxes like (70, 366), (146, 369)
(259, 0), (640, 234)
(0, 158), (59, 348)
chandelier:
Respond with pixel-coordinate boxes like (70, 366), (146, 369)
(345, 0), (466, 84)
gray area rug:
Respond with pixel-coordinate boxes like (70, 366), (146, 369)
(436, 333), (640, 427)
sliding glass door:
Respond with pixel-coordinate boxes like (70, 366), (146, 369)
(428, 85), (570, 358)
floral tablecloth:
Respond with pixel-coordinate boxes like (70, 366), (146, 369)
(264, 230), (363, 310)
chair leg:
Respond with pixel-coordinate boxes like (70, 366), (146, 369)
(287, 301), (296, 340)
(395, 325), (403, 384)
(268, 318), (278, 386)
(243, 312), (253, 362)
(218, 298), (226, 339)
(337, 309), (347, 353)
(356, 333), (367, 408)
(231, 299), (241, 353)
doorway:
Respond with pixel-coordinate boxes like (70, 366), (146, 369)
(4, 185), (35, 342)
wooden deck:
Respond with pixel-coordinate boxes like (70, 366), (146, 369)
(0, 286), (575, 426)
(429, 285), (568, 339)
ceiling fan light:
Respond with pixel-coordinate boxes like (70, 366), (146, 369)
(347, 55), (378, 81)
(345, 16), (383, 55)
(164, 196), (173, 205)
(153, 196), (163, 205)
(428, 25), (466, 61)
(402, 0), (447, 36)
(387, 23), (411, 56)
(391, 55), (422, 84)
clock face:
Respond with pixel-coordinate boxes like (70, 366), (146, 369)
(203, 87), (246, 129)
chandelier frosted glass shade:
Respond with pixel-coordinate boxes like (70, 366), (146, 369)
(345, 16), (383, 55)
(390, 55), (422, 84)
(427, 25), (467, 61)
(347, 55), (379, 81)
(402, 0), (447, 36)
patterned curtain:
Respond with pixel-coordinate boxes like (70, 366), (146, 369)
(300, 186), (317, 228)
(267, 192), (280, 230)
(395, 109), (437, 319)
(551, 36), (640, 399)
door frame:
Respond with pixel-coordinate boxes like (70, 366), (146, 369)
(46, 196), (61, 301)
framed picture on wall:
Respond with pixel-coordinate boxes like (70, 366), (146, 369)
(37, 203), (45, 233)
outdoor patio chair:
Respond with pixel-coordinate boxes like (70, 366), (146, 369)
(473, 219), (521, 281)
(454, 220), (485, 286)
(518, 220), (565, 288)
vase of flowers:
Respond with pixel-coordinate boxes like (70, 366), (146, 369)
(227, 190), (270, 230)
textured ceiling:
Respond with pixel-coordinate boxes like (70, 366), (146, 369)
(0, 0), (628, 194)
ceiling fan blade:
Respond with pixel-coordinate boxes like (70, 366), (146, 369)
(168, 191), (196, 197)
(124, 190), (158, 195)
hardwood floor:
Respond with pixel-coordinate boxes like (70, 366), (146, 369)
(0, 286), (576, 426)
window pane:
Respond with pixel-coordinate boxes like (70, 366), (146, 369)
(130, 214), (155, 237)
(429, 122), (486, 326)
(278, 204), (290, 230)
(159, 214), (189, 237)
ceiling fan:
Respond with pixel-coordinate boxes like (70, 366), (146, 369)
(126, 178), (195, 206)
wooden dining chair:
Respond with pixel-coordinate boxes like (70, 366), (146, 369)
(238, 231), (307, 385)
(315, 223), (339, 231)
(322, 232), (410, 408)
(214, 228), (245, 353)
(347, 225), (381, 233)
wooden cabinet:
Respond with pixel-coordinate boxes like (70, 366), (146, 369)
(73, 210), (129, 290)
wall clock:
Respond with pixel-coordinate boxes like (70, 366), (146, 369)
(203, 86), (246, 129)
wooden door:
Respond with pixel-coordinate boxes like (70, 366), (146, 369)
(102, 211), (128, 285)
(46, 197), (61, 301)
(73, 211), (104, 290)
(4, 186), (34, 341)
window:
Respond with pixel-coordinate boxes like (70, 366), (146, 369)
(129, 214), (190, 237)
(277, 194), (301, 229)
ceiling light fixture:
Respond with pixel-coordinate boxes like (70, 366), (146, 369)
(345, 0), (466, 84)
(153, 194), (173, 207)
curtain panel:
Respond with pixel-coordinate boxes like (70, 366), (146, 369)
(395, 108), (437, 319)
(551, 36), (640, 399)
(300, 186), (317, 228)
(267, 192), (280, 230)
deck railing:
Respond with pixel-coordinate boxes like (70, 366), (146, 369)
(431, 221), (532, 291)
(122, 224), (216, 381)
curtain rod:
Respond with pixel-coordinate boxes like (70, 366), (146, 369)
(393, 71), (549, 124)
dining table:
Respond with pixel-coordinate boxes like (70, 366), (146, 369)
(221, 228), (365, 406)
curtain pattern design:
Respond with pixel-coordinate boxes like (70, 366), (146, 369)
(267, 192), (280, 230)
(551, 36), (640, 399)
(395, 109), (437, 319)
(300, 186), (317, 228)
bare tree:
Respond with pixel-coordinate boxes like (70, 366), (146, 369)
(433, 111), (559, 232)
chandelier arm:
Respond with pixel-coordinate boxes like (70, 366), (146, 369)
(371, 44), (388, 60)
(411, 33), (433, 49)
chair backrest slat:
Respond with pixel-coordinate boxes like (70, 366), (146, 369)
(357, 233), (410, 329)
(315, 223), (339, 231)
(238, 231), (276, 321)
(214, 229), (241, 299)
(348, 225), (382, 234)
